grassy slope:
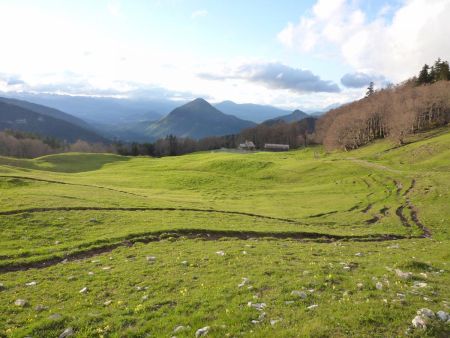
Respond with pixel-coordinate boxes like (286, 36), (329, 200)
(0, 128), (449, 337)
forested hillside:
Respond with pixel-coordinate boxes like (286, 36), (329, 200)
(315, 59), (450, 150)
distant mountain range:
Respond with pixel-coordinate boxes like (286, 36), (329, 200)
(214, 101), (291, 123)
(0, 99), (106, 143)
(0, 92), (317, 142)
(262, 109), (309, 126)
(146, 98), (256, 140)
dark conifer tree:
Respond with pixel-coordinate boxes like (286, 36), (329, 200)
(366, 82), (375, 97)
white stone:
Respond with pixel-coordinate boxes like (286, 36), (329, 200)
(411, 315), (427, 329)
(307, 304), (318, 310)
(248, 302), (266, 311)
(395, 269), (412, 280)
(215, 251), (225, 256)
(146, 256), (156, 263)
(355, 252), (364, 257)
(195, 326), (210, 337)
(285, 301), (295, 305)
(15, 299), (27, 307)
(270, 319), (281, 326)
(59, 327), (74, 338)
(357, 283), (364, 289)
(173, 325), (188, 333)
(79, 287), (88, 294)
(375, 282), (383, 290)
(413, 281), (428, 288)
(104, 300), (112, 306)
(238, 277), (250, 288)
(291, 290), (307, 299)
(25, 281), (37, 286)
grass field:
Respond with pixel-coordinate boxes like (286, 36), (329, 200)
(0, 128), (449, 337)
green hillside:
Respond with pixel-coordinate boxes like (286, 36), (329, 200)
(0, 128), (449, 337)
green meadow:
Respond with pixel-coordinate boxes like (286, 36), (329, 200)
(0, 128), (449, 337)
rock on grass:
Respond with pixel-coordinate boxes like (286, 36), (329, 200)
(14, 299), (27, 307)
(195, 326), (210, 337)
(59, 327), (74, 338)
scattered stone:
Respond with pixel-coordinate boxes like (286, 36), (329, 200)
(67, 276), (76, 281)
(79, 287), (88, 294)
(102, 266), (111, 270)
(307, 304), (318, 310)
(417, 308), (435, 319)
(25, 281), (37, 286)
(420, 273), (428, 278)
(357, 283), (364, 289)
(285, 301), (295, 305)
(49, 313), (63, 320)
(242, 251), (247, 255)
(104, 300), (112, 306)
(0, 282), (5, 291)
(375, 282), (383, 290)
(395, 269), (412, 280)
(88, 272), (94, 276)
(34, 304), (48, 312)
(388, 244), (400, 249)
(89, 218), (99, 223)
(270, 319), (281, 326)
(343, 266), (351, 271)
(238, 278), (250, 288)
(291, 290), (307, 299)
(55, 241), (61, 245)
(258, 312), (266, 320)
(61, 259), (68, 264)
(436, 310), (448, 321)
(59, 327), (74, 338)
(181, 261), (188, 265)
(215, 251), (225, 256)
(411, 315), (427, 329)
(248, 302), (266, 311)
(355, 252), (364, 257)
(142, 295), (149, 301)
(195, 326), (209, 337)
(146, 256), (156, 263)
(15, 299), (27, 307)
(251, 320), (260, 324)
(173, 325), (189, 333)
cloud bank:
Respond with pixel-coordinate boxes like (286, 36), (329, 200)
(199, 62), (340, 93)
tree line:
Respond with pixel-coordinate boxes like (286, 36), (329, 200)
(115, 118), (316, 157)
(0, 130), (114, 158)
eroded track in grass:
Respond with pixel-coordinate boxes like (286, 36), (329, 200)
(0, 228), (410, 273)
(0, 205), (304, 224)
(0, 175), (147, 198)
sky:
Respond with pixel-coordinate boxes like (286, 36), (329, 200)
(0, 0), (449, 111)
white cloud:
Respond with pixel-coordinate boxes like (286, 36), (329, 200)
(278, 0), (450, 82)
(191, 9), (208, 19)
(107, 1), (121, 16)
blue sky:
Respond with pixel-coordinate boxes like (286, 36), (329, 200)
(0, 0), (449, 110)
